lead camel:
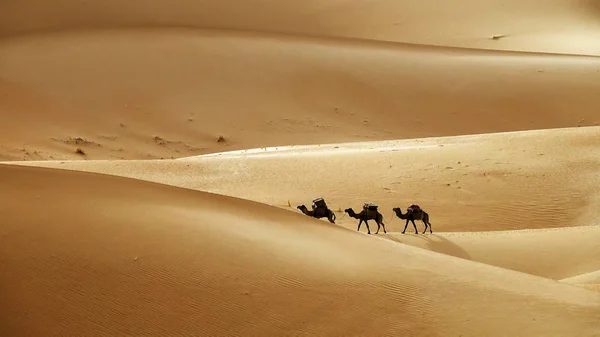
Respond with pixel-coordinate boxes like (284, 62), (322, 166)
(392, 205), (433, 234)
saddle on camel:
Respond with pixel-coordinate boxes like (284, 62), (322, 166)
(407, 204), (421, 215)
(311, 197), (330, 217)
(363, 202), (379, 217)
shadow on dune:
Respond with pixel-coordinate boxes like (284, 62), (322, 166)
(385, 234), (472, 261)
(417, 234), (472, 261)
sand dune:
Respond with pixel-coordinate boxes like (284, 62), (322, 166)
(1, 164), (599, 336)
(12, 127), (600, 232)
(1, 0), (600, 55)
(1, 27), (599, 160)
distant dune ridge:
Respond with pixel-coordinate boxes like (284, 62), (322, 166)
(1, 0), (600, 55)
(1, 0), (600, 336)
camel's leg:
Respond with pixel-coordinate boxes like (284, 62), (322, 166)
(411, 219), (418, 234)
(422, 220), (428, 234)
(424, 213), (432, 233)
(402, 219), (410, 234)
(357, 219), (363, 232)
(328, 211), (336, 224)
(374, 219), (381, 234)
(364, 219), (371, 234)
(380, 220), (387, 234)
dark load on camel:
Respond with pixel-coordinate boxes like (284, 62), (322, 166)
(363, 202), (379, 217)
(407, 204), (421, 214)
(312, 197), (328, 210)
(363, 202), (378, 211)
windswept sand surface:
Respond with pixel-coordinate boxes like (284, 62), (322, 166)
(2, 0), (600, 336)
(1, 165), (599, 336)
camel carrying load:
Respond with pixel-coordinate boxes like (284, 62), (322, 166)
(344, 203), (386, 235)
(392, 205), (433, 234)
(311, 197), (333, 219)
(297, 197), (336, 224)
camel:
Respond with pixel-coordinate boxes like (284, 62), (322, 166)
(392, 206), (433, 234)
(344, 207), (387, 235)
(297, 205), (336, 224)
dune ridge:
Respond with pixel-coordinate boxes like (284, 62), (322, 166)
(1, 0), (600, 55)
(1, 27), (600, 161)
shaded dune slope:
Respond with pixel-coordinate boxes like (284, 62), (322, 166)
(0, 28), (599, 160)
(12, 127), (600, 232)
(1, 164), (599, 336)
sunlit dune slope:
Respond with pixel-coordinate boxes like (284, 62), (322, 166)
(383, 226), (600, 280)
(1, 164), (599, 336)
(11, 127), (600, 232)
(561, 270), (600, 285)
(1, 0), (599, 55)
(561, 271), (600, 293)
(1, 28), (599, 161)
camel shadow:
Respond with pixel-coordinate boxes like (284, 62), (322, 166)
(386, 233), (472, 261)
(417, 234), (471, 261)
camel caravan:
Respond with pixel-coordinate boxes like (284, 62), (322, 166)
(297, 197), (433, 235)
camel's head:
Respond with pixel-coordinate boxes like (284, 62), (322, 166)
(344, 208), (352, 213)
(392, 207), (400, 213)
(297, 205), (306, 210)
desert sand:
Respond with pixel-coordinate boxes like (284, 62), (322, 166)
(1, 0), (600, 336)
